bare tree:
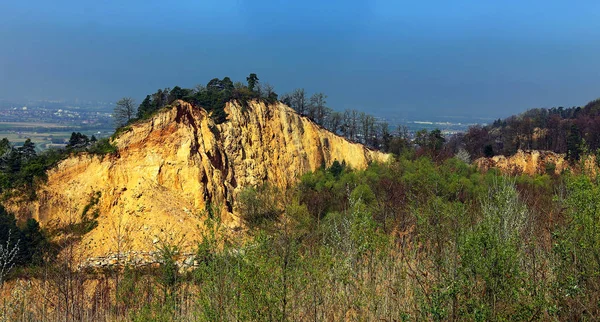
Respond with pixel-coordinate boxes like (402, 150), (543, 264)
(290, 88), (308, 115)
(261, 83), (277, 101)
(113, 97), (136, 127)
(342, 109), (360, 141)
(309, 93), (328, 125)
(326, 111), (343, 135)
(0, 230), (19, 286)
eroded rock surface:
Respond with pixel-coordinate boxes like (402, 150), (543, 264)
(7, 100), (389, 258)
(474, 150), (567, 175)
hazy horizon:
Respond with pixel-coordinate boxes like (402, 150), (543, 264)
(1, 1), (599, 120)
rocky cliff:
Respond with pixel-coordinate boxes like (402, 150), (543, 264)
(8, 100), (390, 257)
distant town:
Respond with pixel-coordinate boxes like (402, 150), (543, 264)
(0, 99), (114, 149)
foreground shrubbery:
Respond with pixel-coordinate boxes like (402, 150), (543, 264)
(1, 155), (599, 321)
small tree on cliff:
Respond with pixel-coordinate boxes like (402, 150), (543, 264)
(246, 73), (259, 92)
(114, 97), (136, 127)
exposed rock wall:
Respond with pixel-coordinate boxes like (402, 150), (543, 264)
(474, 150), (568, 175)
(7, 100), (390, 258)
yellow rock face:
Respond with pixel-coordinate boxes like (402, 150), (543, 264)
(8, 100), (390, 257)
(474, 149), (568, 175)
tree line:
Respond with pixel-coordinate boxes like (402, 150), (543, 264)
(114, 73), (279, 127)
(114, 78), (429, 158)
(460, 98), (600, 161)
(114, 74), (600, 166)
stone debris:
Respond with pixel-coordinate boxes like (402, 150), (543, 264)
(79, 250), (198, 272)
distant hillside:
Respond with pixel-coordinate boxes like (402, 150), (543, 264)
(460, 98), (600, 161)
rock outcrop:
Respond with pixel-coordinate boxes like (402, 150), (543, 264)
(474, 150), (567, 175)
(7, 100), (390, 258)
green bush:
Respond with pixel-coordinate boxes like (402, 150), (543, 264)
(553, 175), (600, 319)
(87, 138), (118, 155)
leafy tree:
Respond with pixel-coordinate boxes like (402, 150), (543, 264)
(328, 160), (345, 178)
(207, 78), (225, 92)
(0, 205), (18, 247)
(221, 77), (234, 92)
(246, 73), (259, 92)
(19, 218), (48, 265)
(0, 205), (48, 268)
(0, 138), (10, 157)
(428, 129), (445, 151)
(566, 124), (582, 161)
(17, 139), (37, 162)
(137, 95), (153, 119)
(67, 132), (89, 150)
(238, 184), (281, 230)
(415, 129), (430, 148)
(168, 86), (191, 103)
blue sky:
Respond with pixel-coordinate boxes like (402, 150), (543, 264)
(1, 0), (599, 119)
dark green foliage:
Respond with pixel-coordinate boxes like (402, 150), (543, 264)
(328, 160), (345, 178)
(67, 132), (90, 150)
(0, 138), (10, 156)
(18, 218), (49, 265)
(246, 73), (259, 91)
(136, 89), (169, 120)
(128, 75), (271, 126)
(79, 191), (101, 234)
(167, 86), (191, 104)
(186, 76), (260, 124)
(483, 144), (494, 157)
(566, 124), (582, 161)
(0, 204), (49, 267)
(0, 139), (47, 195)
(0, 137), (115, 199)
(18, 139), (37, 161)
(0, 204), (19, 247)
(137, 95), (154, 119)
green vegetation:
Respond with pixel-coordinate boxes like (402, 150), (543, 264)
(0, 134), (117, 200)
(1, 150), (597, 320)
(124, 73), (278, 128)
(75, 191), (101, 235)
(0, 204), (50, 269)
(0, 138), (65, 198)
